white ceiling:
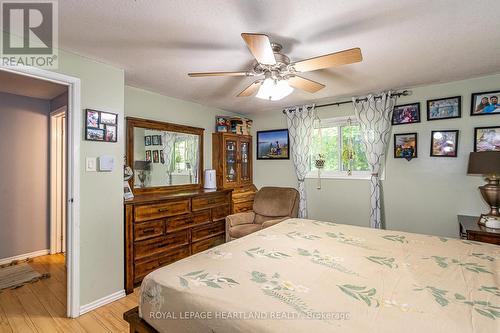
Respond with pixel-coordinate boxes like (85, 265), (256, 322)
(0, 70), (67, 100)
(59, 0), (500, 114)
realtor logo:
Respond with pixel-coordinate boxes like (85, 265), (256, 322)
(1, 0), (58, 68)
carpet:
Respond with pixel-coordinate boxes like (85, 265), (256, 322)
(0, 260), (50, 291)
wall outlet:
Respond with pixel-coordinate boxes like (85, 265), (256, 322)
(86, 157), (97, 172)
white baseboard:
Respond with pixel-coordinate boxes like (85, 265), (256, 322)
(0, 249), (50, 266)
(79, 289), (126, 315)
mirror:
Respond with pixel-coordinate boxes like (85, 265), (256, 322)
(127, 118), (204, 193)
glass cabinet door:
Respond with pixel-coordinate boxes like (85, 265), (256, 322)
(239, 138), (251, 183)
(224, 138), (238, 184)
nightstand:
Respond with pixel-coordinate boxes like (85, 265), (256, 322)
(458, 215), (500, 245)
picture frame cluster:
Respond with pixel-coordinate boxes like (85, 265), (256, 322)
(85, 109), (118, 142)
(144, 134), (164, 164)
(392, 89), (500, 159)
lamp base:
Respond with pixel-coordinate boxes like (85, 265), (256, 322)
(478, 214), (500, 229)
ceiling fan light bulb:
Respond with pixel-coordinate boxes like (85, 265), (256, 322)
(256, 78), (275, 100)
(271, 80), (293, 101)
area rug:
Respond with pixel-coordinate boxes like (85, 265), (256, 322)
(0, 259), (50, 291)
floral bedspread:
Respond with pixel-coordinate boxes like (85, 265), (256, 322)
(139, 218), (500, 333)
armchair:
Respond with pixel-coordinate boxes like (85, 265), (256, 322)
(226, 186), (300, 241)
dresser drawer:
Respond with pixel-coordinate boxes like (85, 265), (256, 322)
(134, 220), (164, 241)
(191, 235), (225, 254)
(135, 199), (190, 222)
(134, 245), (190, 282)
(212, 204), (230, 221)
(192, 193), (229, 211)
(234, 201), (253, 213)
(165, 210), (211, 233)
(192, 221), (225, 242)
(232, 191), (255, 203)
(134, 230), (189, 260)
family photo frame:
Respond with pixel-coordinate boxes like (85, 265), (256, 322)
(471, 90), (500, 116)
(256, 129), (290, 160)
(430, 130), (459, 157)
(427, 96), (461, 121)
(394, 133), (418, 160)
(85, 109), (118, 142)
(392, 103), (421, 125)
(474, 126), (500, 152)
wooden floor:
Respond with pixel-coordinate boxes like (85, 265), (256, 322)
(0, 254), (138, 333)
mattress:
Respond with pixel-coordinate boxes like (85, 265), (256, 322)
(139, 218), (500, 333)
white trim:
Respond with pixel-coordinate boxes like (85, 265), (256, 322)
(0, 249), (50, 266)
(79, 290), (126, 315)
(0, 65), (81, 318)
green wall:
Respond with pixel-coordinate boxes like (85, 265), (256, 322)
(252, 74), (500, 237)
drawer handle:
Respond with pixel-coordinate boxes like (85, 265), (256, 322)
(208, 199), (216, 204)
(158, 208), (169, 212)
(142, 227), (156, 234)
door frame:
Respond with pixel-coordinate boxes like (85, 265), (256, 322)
(50, 108), (67, 255)
(0, 64), (81, 318)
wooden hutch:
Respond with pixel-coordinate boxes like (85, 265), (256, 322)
(212, 133), (257, 213)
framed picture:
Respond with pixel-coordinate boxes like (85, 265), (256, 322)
(144, 135), (151, 146)
(394, 133), (418, 160)
(86, 128), (104, 141)
(85, 109), (118, 142)
(471, 90), (500, 116)
(152, 135), (161, 146)
(86, 110), (99, 128)
(160, 151), (165, 164)
(427, 96), (461, 121)
(123, 181), (134, 200)
(430, 130), (459, 157)
(105, 125), (117, 142)
(99, 112), (117, 125)
(474, 126), (500, 152)
(392, 103), (420, 125)
(145, 150), (151, 162)
(257, 129), (290, 160)
(153, 150), (159, 163)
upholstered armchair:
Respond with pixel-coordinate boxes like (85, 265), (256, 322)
(226, 187), (300, 241)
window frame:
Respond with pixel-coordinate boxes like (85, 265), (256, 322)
(306, 116), (384, 180)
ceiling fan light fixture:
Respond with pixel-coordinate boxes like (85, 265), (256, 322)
(255, 78), (293, 101)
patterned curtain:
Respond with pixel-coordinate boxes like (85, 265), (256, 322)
(161, 132), (176, 185)
(284, 104), (316, 218)
(185, 135), (199, 184)
(352, 91), (397, 229)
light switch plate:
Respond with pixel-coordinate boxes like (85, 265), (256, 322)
(86, 157), (97, 172)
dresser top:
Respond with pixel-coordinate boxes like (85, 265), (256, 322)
(125, 188), (232, 205)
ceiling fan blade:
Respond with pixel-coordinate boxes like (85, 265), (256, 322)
(188, 71), (252, 77)
(293, 47), (362, 72)
(241, 33), (276, 65)
(287, 76), (325, 93)
(237, 80), (262, 97)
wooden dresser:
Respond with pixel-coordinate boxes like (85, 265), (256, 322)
(124, 188), (232, 294)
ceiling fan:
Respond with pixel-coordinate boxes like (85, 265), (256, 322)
(188, 33), (362, 101)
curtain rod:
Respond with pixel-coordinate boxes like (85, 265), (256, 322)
(282, 90), (411, 113)
(316, 90), (410, 108)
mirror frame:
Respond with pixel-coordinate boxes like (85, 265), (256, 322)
(126, 117), (204, 195)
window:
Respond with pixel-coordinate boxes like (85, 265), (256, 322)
(174, 140), (186, 172)
(308, 117), (371, 179)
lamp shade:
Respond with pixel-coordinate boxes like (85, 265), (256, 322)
(467, 151), (500, 175)
(134, 160), (151, 171)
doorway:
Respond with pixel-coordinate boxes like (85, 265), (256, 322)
(0, 65), (81, 318)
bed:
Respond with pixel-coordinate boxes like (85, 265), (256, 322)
(126, 218), (500, 333)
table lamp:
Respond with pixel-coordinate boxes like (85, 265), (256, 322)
(467, 151), (500, 229)
(134, 160), (151, 188)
